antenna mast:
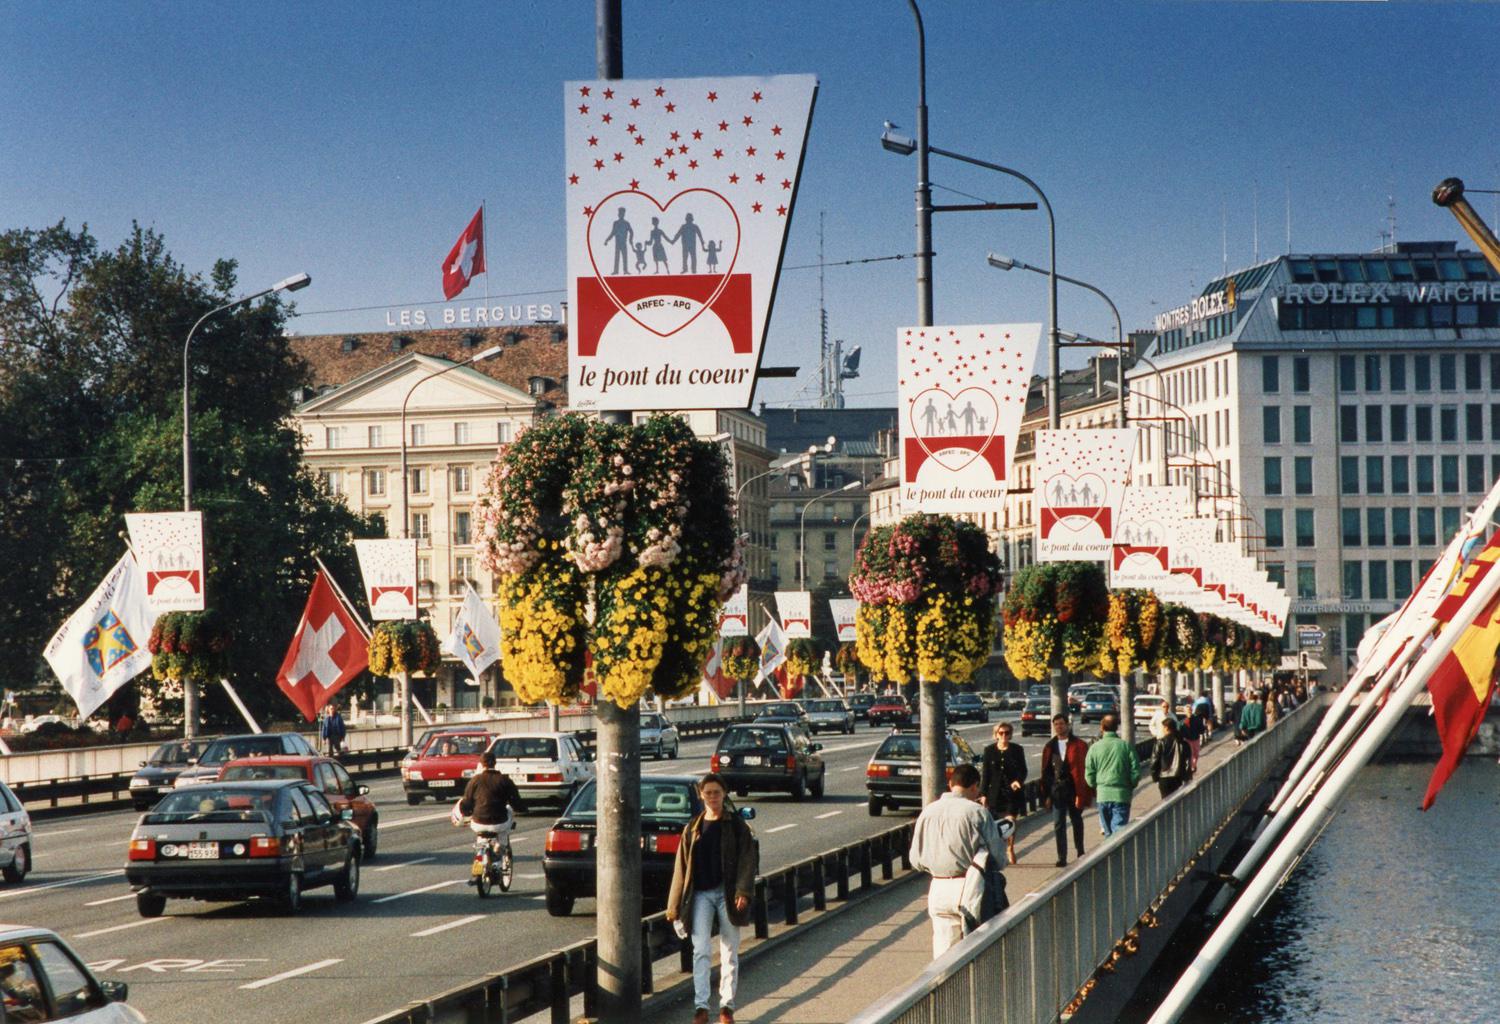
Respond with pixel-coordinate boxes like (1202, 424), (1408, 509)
(818, 212), (831, 408)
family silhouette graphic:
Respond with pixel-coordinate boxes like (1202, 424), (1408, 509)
(600, 207), (721, 276)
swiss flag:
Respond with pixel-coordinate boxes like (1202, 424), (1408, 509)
(276, 570), (369, 721)
(441, 207), (486, 300)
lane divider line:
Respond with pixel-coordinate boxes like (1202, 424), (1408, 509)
(83, 893), (138, 907)
(373, 879), (465, 904)
(814, 810), (844, 820)
(372, 856), (435, 873)
(239, 958), (343, 990)
(409, 914), (487, 937)
(32, 827), (87, 839)
(75, 917), (166, 940)
(0, 870), (124, 901)
(765, 824), (798, 834)
(381, 810), (457, 830)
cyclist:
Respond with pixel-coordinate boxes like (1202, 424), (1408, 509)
(458, 750), (527, 836)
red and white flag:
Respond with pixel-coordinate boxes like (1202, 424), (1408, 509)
(276, 570), (369, 722)
(441, 207), (486, 300)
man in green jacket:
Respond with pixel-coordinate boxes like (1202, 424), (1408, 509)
(1084, 714), (1141, 838)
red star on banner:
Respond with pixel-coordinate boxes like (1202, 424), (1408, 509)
(601, 112), (613, 124)
(743, 115), (754, 126)
(670, 131), (680, 141)
(707, 91), (718, 102)
(627, 123), (637, 133)
(754, 173), (765, 183)
(775, 150), (786, 160)
(677, 144), (688, 154)
(752, 201), (763, 213)
(634, 135), (645, 146)
(629, 178), (640, 189)
(602, 87), (614, 99)
(664, 102), (675, 112)
(654, 86), (666, 97)
(777, 204), (787, 216)
(688, 160), (699, 169)
(752, 91), (763, 102)
(718, 120), (729, 131)
(579, 86), (590, 97)
(746, 146), (756, 156)
(663, 147), (675, 158)
(593, 159), (604, 170)
(772, 124), (782, 135)
(729, 173), (740, 184)
(578, 104), (589, 114)
(587, 136), (598, 147)
(630, 97), (641, 108)
(713, 148), (724, 159)
(568, 174), (579, 185)
(781, 178), (791, 189)
(612, 152), (624, 162)
(583, 205), (594, 216)
(692, 129), (703, 140)
(667, 169), (678, 181)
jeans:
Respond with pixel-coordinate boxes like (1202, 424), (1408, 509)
(1052, 802), (1085, 861)
(1098, 801), (1130, 836)
(691, 889), (740, 1011)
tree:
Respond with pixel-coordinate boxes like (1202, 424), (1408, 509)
(0, 221), (380, 724)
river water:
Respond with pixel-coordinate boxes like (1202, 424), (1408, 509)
(1132, 757), (1500, 1023)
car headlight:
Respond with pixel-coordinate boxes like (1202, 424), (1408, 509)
(408, 770), (424, 781)
(129, 778), (150, 788)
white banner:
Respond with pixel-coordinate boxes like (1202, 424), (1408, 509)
(43, 551), (159, 719)
(564, 74), (819, 411)
(1110, 486), (1189, 589)
(353, 539), (418, 621)
(718, 584), (749, 637)
(1035, 428), (1137, 561)
(898, 323), (1038, 514)
(125, 511), (205, 613)
(829, 598), (858, 643)
(775, 590), (812, 639)
(443, 584), (501, 682)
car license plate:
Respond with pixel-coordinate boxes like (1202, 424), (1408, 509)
(899, 767), (922, 777)
(187, 842), (219, 860)
(740, 756), (764, 766)
(429, 779), (456, 788)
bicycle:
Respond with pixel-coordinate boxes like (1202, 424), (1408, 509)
(469, 823), (514, 898)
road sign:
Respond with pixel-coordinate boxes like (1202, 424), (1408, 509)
(1296, 626), (1325, 649)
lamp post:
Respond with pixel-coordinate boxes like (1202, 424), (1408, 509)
(181, 271), (310, 738)
(799, 480), (862, 590)
(397, 345), (501, 746)
(849, 509), (872, 552)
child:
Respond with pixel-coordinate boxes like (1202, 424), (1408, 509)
(633, 242), (647, 273)
(704, 239), (721, 272)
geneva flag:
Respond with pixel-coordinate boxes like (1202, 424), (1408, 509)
(277, 570), (369, 721)
(43, 551), (159, 719)
(443, 583), (501, 683)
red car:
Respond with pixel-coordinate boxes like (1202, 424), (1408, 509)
(400, 730), (492, 805)
(218, 755), (380, 859)
(868, 696), (912, 727)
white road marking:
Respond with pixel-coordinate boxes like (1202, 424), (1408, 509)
(373, 879), (466, 903)
(84, 893), (138, 907)
(839, 765), (864, 772)
(409, 914), (487, 937)
(814, 810), (843, 820)
(518, 872), (543, 879)
(239, 958), (343, 990)
(33, 826), (87, 838)
(765, 824), (797, 834)
(0, 870), (123, 901)
(381, 810), (456, 830)
(75, 918), (167, 939)
(372, 856), (435, 872)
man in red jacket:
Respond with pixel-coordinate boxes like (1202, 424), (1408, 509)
(1039, 715), (1094, 867)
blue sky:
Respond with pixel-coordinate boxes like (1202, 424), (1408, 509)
(5, 1), (1497, 409)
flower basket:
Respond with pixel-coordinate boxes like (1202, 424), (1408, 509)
(785, 638), (819, 680)
(148, 610), (232, 683)
(1000, 562), (1109, 681)
(722, 636), (760, 682)
(368, 620), (442, 676)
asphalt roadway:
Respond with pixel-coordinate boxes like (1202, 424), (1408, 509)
(2, 712), (1102, 1024)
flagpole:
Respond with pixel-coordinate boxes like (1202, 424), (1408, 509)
(481, 200), (489, 310)
(315, 556), (373, 641)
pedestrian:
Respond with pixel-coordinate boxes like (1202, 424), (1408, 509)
(980, 721), (1027, 865)
(1150, 715), (1194, 798)
(666, 773), (757, 1024)
(1229, 690), (1249, 744)
(321, 704), (347, 757)
(908, 763), (1006, 957)
(1179, 706), (1204, 770)
(1039, 714), (1093, 868)
(1264, 689), (1280, 728)
(1239, 690), (1266, 740)
(1084, 714), (1141, 839)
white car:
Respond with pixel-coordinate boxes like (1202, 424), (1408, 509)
(0, 782), (32, 883)
(16, 715), (72, 735)
(1133, 694), (1169, 729)
(0, 926), (144, 1021)
(487, 732), (596, 809)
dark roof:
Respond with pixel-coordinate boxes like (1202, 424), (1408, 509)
(756, 407), (898, 454)
(288, 325), (569, 407)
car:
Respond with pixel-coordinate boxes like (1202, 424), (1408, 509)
(1019, 696), (1053, 736)
(802, 698), (856, 735)
(0, 780), (33, 884)
(755, 701), (808, 726)
(945, 692), (990, 723)
(868, 696), (912, 727)
(1173, 694), (1197, 720)
(542, 775), (755, 917)
(639, 713), (681, 760)
(218, 755), (379, 860)
(401, 729), (491, 805)
(1027, 683), (1052, 700)
(1079, 689), (1120, 723)
(487, 732), (595, 808)
(129, 738), (214, 810)
(17, 715), (73, 735)
(1134, 694), (1170, 729)
(1002, 693), (1030, 711)
(865, 726), (981, 815)
(710, 723), (826, 800)
(978, 692), (1005, 710)
(171, 732), (316, 788)
(126, 779), (361, 916)
(0, 926), (143, 1022)
(847, 693), (879, 720)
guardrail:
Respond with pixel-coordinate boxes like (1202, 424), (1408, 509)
(849, 696), (1324, 1024)
(364, 820), (919, 1024)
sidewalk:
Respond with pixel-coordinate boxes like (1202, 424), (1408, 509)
(641, 727), (1243, 1024)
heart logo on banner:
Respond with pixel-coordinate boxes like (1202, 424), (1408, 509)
(1119, 518), (1166, 547)
(1042, 473), (1108, 532)
(586, 188), (741, 338)
(907, 386), (1000, 472)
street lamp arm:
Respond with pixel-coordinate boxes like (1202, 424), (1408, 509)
(399, 346), (503, 539)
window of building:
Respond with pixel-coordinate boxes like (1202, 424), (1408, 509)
(1394, 560), (1413, 599)
(1366, 508), (1386, 547)
(319, 470), (343, 496)
(1492, 353), (1500, 390)
(1265, 509), (1285, 548)
(416, 555), (431, 582)
(1343, 561), (1363, 600)
(410, 467), (428, 494)
(454, 555), (474, 583)
(1338, 355), (1356, 392)
(1392, 507), (1412, 546)
(1468, 453), (1486, 493)
(411, 512), (430, 542)
(1292, 356), (1310, 393)
(454, 510), (472, 545)
(1442, 506), (1462, 538)
(1342, 508), (1361, 547)
(1416, 455), (1434, 493)
(1295, 509), (1315, 547)
(1296, 563), (1317, 599)
(822, 531), (836, 551)
(497, 421), (512, 443)
(1440, 406), (1458, 442)
(1391, 456), (1410, 494)
(451, 466), (471, 493)
(325, 426), (344, 450)
(1283, 405), (1307, 445)
(1389, 405), (1408, 443)
(1364, 405), (1383, 443)
(410, 423), (426, 446)
(1262, 356), (1280, 393)
(1466, 352), (1483, 390)
(1365, 456), (1384, 494)
(1339, 405), (1358, 443)
(1263, 407), (1281, 444)
(1266, 563), (1286, 588)
(1264, 457), (1283, 495)
(1439, 353), (1457, 391)
(1417, 507), (1437, 546)
(1415, 405), (1433, 442)
(1415, 354), (1432, 391)
(366, 468), (386, 497)
(823, 560), (838, 580)
(454, 422), (470, 445)
(1466, 404), (1484, 442)
(1364, 354), (1382, 391)
(1294, 457), (1313, 495)
(1345, 614), (1367, 653)
(1368, 560), (1389, 601)
(1340, 456), (1359, 495)
(1389, 354), (1407, 392)
(368, 425), (384, 448)
(1441, 454), (1460, 494)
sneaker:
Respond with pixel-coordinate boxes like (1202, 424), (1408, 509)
(719, 1009), (735, 1024)
(692, 1010), (709, 1024)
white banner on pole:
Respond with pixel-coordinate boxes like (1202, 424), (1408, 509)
(125, 511), (205, 612)
(43, 551), (159, 719)
(829, 598), (858, 643)
(564, 74), (819, 411)
(774, 590), (812, 639)
(443, 584), (502, 682)
(1035, 428), (1137, 561)
(718, 584), (749, 637)
(1109, 486), (1189, 589)
(353, 538), (418, 621)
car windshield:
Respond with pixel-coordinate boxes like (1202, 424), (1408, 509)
(221, 764), (306, 782)
(640, 715), (663, 730)
(806, 701), (843, 713)
(150, 741), (201, 766)
(143, 787), (275, 824)
(423, 734), (490, 758)
(1026, 699), (1051, 710)
(199, 737), (283, 764)
(569, 780), (698, 820)
(950, 695), (979, 705)
(721, 727), (788, 753)
(763, 703), (799, 716)
(489, 737), (558, 760)
(874, 734), (921, 760)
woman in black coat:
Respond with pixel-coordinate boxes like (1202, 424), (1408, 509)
(980, 721), (1028, 864)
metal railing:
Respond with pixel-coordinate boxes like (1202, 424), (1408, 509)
(849, 696), (1323, 1024)
(364, 821), (918, 1024)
